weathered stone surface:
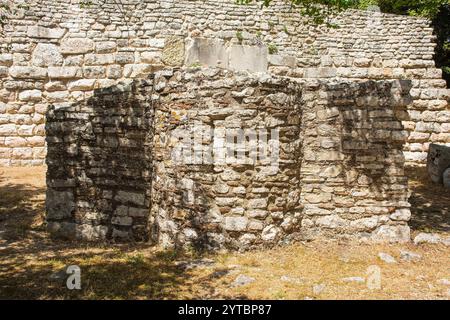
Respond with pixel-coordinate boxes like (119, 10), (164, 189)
(27, 26), (65, 39)
(400, 250), (422, 262)
(60, 38), (94, 54)
(18, 90), (42, 102)
(414, 232), (441, 245)
(185, 38), (228, 68)
(43, 70), (416, 248)
(32, 43), (63, 67)
(67, 79), (96, 91)
(224, 217), (248, 232)
(378, 252), (396, 264)
(46, 189), (75, 220)
(95, 41), (117, 53)
(0, 54), (13, 66)
(48, 67), (82, 79)
(115, 191), (145, 206)
(161, 36), (185, 67)
(9, 66), (47, 79)
(371, 225), (411, 243)
(229, 45), (268, 73)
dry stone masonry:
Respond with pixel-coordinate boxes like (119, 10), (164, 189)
(1, 0), (449, 248)
(46, 68), (412, 249)
(0, 0), (449, 166)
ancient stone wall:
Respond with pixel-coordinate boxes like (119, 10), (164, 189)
(46, 79), (154, 241)
(0, 0), (449, 166)
(46, 68), (412, 248)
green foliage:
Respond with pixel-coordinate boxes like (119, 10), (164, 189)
(268, 43), (278, 54)
(369, 0), (449, 19)
(237, 0), (450, 86)
(79, 1), (94, 9)
(237, 0), (359, 25)
(236, 30), (244, 43)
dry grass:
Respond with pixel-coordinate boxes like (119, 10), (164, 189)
(0, 166), (449, 300)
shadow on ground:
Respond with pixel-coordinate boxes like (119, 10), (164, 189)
(0, 168), (240, 299)
(407, 165), (450, 234)
(0, 180), (46, 240)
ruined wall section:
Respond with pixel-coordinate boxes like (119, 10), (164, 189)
(45, 69), (412, 248)
(299, 80), (412, 243)
(151, 69), (303, 250)
(0, 0), (448, 166)
(46, 79), (154, 241)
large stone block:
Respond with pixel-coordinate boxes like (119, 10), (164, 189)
(185, 38), (229, 68)
(32, 43), (63, 67)
(228, 45), (268, 73)
(67, 79), (96, 91)
(224, 216), (248, 232)
(9, 66), (47, 79)
(115, 191), (145, 206)
(60, 38), (94, 54)
(46, 189), (75, 220)
(0, 54), (13, 67)
(18, 89), (42, 102)
(48, 67), (82, 79)
(27, 26), (66, 39)
(371, 225), (411, 243)
(162, 36), (185, 67)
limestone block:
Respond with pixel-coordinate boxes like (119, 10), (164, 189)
(0, 124), (16, 135)
(140, 51), (161, 64)
(46, 189), (75, 220)
(83, 66), (106, 78)
(224, 216), (248, 232)
(12, 147), (33, 159)
(390, 209), (411, 221)
(123, 64), (155, 78)
(261, 225), (280, 241)
(60, 38), (94, 54)
(229, 45), (268, 73)
(48, 67), (82, 79)
(115, 191), (145, 206)
(185, 38), (229, 69)
(18, 89), (42, 102)
(268, 54), (296, 67)
(315, 215), (346, 229)
(9, 66), (47, 79)
(67, 79), (96, 91)
(17, 124), (35, 136)
(148, 38), (165, 48)
(47, 222), (76, 239)
(85, 53), (115, 65)
(27, 26), (66, 39)
(115, 52), (135, 65)
(95, 41), (117, 53)
(44, 81), (66, 92)
(26, 136), (45, 146)
(77, 224), (108, 241)
(45, 91), (69, 102)
(0, 54), (13, 66)
(162, 36), (185, 67)
(0, 67), (8, 77)
(32, 43), (63, 67)
(64, 55), (84, 66)
(247, 198), (268, 209)
(371, 225), (410, 243)
(112, 216), (133, 226)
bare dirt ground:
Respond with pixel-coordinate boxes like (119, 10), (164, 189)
(0, 166), (448, 300)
